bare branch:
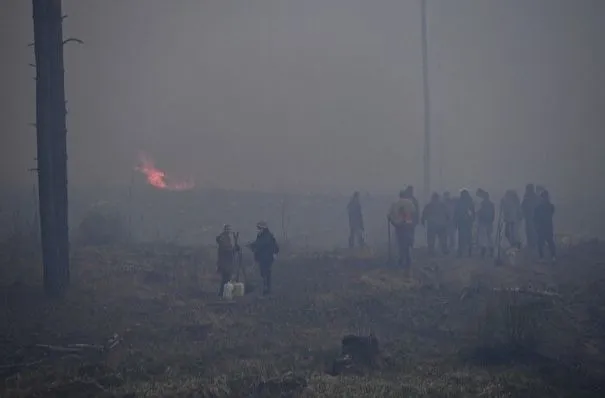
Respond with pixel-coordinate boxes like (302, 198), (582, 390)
(35, 344), (82, 353)
(27, 42), (35, 47)
(62, 38), (83, 45)
(0, 359), (46, 371)
(62, 14), (68, 20)
(28, 63), (36, 68)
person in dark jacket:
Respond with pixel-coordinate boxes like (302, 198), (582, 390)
(476, 189), (495, 258)
(534, 190), (556, 262)
(443, 191), (457, 252)
(454, 189), (475, 257)
(216, 224), (236, 297)
(402, 186), (420, 248)
(421, 192), (449, 255)
(522, 184), (539, 250)
(249, 221), (279, 295)
(501, 190), (522, 249)
(347, 191), (365, 248)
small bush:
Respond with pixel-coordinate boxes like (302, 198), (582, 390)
(474, 288), (556, 362)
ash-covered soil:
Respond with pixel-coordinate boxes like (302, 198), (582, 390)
(1, 242), (605, 397)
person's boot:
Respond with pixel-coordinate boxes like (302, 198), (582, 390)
(218, 277), (226, 297)
(262, 279), (269, 296)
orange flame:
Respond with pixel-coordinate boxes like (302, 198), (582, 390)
(135, 152), (194, 191)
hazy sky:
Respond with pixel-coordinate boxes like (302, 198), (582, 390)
(1, 0), (604, 198)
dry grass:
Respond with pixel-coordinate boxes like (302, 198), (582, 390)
(1, 237), (605, 397)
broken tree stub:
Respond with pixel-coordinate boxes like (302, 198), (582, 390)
(331, 334), (381, 375)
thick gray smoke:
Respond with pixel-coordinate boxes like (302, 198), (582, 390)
(1, 0), (604, 241)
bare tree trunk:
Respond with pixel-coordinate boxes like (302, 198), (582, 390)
(33, 0), (70, 297)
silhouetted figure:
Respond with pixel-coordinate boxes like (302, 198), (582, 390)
(534, 190), (556, 262)
(454, 189), (475, 257)
(388, 190), (416, 267)
(522, 184), (539, 250)
(443, 191), (457, 252)
(402, 186), (420, 248)
(501, 190), (522, 249)
(347, 191), (365, 248)
(476, 189), (495, 258)
(249, 221), (279, 295)
(421, 192), (449, 255)
(216, 224), (235, 297)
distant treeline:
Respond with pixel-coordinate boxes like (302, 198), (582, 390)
(0, 186), (602, 248)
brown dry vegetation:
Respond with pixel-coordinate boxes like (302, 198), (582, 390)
(1, 236), (605, 397)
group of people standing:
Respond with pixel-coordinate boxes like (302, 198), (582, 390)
(215, 221), (279, 297)
(348, 183), (557, 267)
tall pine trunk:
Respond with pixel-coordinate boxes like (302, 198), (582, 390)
(33, 0), (70, 297)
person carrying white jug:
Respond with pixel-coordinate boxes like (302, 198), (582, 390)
(216, 224), (237, 297)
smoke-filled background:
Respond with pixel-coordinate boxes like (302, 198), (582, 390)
(1, 0), (604, 245)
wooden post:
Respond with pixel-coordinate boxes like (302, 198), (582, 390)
(421, 0), (431, 203)
(32, 0), (70, 297)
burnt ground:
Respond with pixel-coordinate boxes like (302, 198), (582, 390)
(1, 241), (605, 397)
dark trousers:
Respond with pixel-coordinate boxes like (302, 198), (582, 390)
(409, 224), (417, 248)
(218, 270), (231, 296)
(537, 227), (556, 259)
(446, 224), (457, 253)
(505, 222), (521, 248)
(457, 223), (472, 257)
(259, 260), (273, 295)
(395, 224), (413, 267)
(348, 227), (365, 248)
(525, 220), (537, 249)
(427, 225), (448, 255)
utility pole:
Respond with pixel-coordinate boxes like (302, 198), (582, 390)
(420, 0), (431, 203)
(32, 0), (70, 297)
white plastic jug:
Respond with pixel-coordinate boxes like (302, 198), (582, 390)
(232, 282), (245, 297)
(222, 281), (234, 300)
(506, 248), (518, 266)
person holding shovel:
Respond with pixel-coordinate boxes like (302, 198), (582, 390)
(216, 224), (236, 297)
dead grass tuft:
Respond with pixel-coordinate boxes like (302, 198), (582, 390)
(1, 240), (605, 397)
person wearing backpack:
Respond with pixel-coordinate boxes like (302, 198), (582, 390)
(388, 190), (416, 267)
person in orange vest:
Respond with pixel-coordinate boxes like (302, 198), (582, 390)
(388, 190), (416, 267)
